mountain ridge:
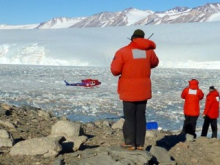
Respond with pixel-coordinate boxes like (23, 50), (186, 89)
(0, 3), (220, 29)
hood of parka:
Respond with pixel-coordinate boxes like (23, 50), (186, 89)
(129, 38), (156, 50)
(189, 79), (199, 90)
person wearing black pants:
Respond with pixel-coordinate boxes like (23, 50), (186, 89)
(201, 86), (219, 138)
(201, 116), (217, 138)
(181, 79), (204, 139)
(123, 101), (147, 147)
(111, 29), (159, 150)
(182, 115), (198, 138)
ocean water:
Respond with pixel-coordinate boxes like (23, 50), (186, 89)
(0, 64), (220, 132)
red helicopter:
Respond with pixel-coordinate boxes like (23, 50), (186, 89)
(64, 79), (101, 87)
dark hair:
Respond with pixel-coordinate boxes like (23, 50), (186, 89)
(209, 86), (215, 90)
(131, 29), (145, 41)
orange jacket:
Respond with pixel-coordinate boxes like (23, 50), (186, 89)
(203, 90), (219, 119)
(181, 79), (204, 116)
(110, 38), (159, 101)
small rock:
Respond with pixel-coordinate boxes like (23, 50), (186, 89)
(111, 118), (124, 129)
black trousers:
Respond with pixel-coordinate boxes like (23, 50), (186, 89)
(122, 100), (147, 147)
(182, 115), (198, 138)
(201, 116), (218, 138)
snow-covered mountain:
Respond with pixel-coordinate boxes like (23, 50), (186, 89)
(36, 17), (86, 29)
(0, 24), (38, 29)
(1, 3), (220, 29)
(68, 8), (153, 28)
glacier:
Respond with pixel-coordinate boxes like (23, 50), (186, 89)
(0, 21), (220, 69)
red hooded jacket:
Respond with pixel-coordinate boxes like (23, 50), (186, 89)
(203, 89), (220, 119)
(181, 79), (204, 116)
(111, 38), (159, 101)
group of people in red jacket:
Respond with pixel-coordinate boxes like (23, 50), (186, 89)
(110, 29), (219, 151)
(181, 79), (219, 138)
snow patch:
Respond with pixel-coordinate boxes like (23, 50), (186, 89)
(207, 13), (220, 21)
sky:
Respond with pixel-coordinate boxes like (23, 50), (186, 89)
(0, 0), (220, 25)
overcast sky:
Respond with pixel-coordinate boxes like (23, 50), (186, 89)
(0, 0), (219, 25)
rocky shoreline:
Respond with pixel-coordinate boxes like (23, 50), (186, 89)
(0, 103), (220, 165)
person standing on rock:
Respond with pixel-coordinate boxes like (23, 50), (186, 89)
(110, 29), (159, 150)
(181, 79), (204, 138)
(201, 86), (219, 138)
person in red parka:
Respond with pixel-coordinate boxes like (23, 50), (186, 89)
(181, 79), (204, 138)
(201, 86), (220, 138)
(111, 29), (159, 150)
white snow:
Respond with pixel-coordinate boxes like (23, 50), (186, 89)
(207, 13), (220, 21)
(38, 17), (85, 29)
(47, 20), (82, 29)
(0, 21), (220, 69)
(0, 24), (38, 29)
(126, 9), (153, 25)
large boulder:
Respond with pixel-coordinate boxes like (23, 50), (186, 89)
(0, 129), (14, 153)
(10, 136), (64, 157)
(150, 145), (176, 164)
(76, 154), (117, 165)
(61, 135), (88, 152)
(49, 120), (87, 152)
(71, 147), (153, 165)
(51, 120), (80, 137)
